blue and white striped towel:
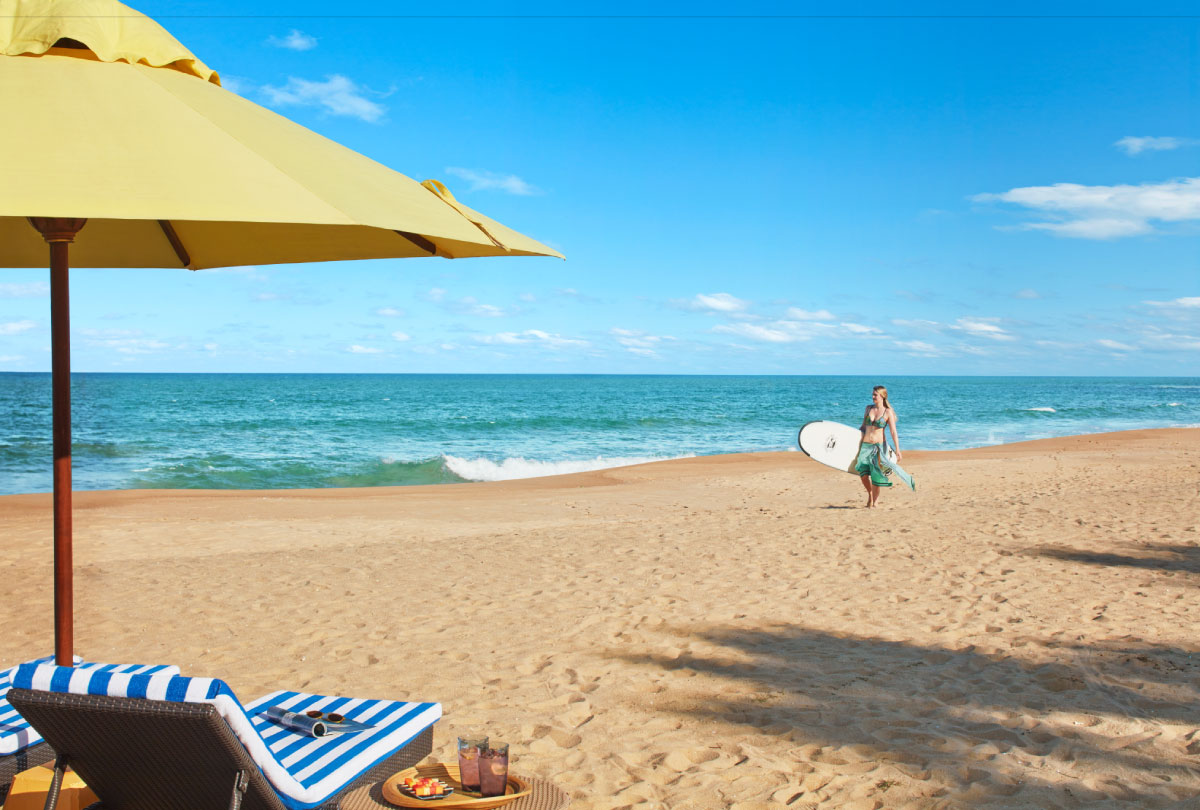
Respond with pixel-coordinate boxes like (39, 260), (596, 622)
(13, 664), (441, 810)
(1, 657), (179, 756)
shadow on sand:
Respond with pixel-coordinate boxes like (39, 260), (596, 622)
(612, 623), (1200, 808)
(1027, 543), (1200, 577)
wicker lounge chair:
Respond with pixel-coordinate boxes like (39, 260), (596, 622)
(8, 664), (441, 810)
(0, 658), (179, 804)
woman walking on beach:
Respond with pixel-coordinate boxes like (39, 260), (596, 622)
(856, 385), (901, 508)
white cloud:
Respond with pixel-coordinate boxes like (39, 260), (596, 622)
(454, 296), (506, 317)
(840, 322), (881, 334)
(0, 320), (36, 335)
(427, 288), (446, 302)
(445, 167), (540, 196)
(676, 292), (749, 313)
(0, 355), (22, 363)
(1114, 136), (1195, 155)
(952, 317), (1015, 341)
(477, 330), (587, 348)
(713, 323), (801, 343)
(391, 331), (410, 342)
(519, 293), (537, 302)
(92, 338), (168, 354)
(267, 29), (317, 51)
(1024, 218), (1153, 239)
(348, 344), (382, 354)
(203, 343), (218, 351)
(972, 177), (1200, 239)
(376, 307), (405, 317)
(1142, 330), (1200, 351)
(610, 327), (673, 355)
(894, 339), (944, 356)
(891, 318), (942, 331)
(261, 75), (385, 122)
(1097, 339), (1135, 351)
(786, 307), (835, 320)
(1144, 296), (1200, 309)
(1014, 288), (1041, 299)
(0, 283), (48, 298)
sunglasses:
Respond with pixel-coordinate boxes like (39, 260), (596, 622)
(305, 710), (345, 723)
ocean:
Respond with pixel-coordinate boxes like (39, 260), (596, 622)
(0, 373), (1196, 495)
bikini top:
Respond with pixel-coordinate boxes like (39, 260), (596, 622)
(866, 409), (888, 427)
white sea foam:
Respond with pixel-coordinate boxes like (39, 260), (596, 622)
(443, 454), (689, 482)
(1024, 407), (1056, 412)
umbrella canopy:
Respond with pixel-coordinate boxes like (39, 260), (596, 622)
(1, 0), (562, 664)
(0, 0), (562, 266)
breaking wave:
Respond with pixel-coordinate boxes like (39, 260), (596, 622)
(443, 454), (687, 482)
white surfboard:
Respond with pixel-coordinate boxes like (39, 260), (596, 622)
(797, 420), (914, 490)
(797, 420), (884, 473)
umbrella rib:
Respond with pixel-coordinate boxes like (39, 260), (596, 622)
(157, 220), (192, 268)
(394, 230), (441, 257)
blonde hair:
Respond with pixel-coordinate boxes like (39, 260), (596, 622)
(873, 385), (891, 413)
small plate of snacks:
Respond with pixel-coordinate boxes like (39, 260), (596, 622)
(398, 776), (454, 800)
(382, 764), (530, 809)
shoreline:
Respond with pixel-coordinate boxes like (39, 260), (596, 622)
(1, 426), (1195, 503)
(2, 426), (1198, 808)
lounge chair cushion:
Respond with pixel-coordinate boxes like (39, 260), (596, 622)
(1, 658), (179, 756)
(14, 664), (442, 810)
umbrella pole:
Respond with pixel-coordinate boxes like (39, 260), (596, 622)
(28, 217), (87, 667)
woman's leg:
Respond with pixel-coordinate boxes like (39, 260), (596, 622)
(870, 483), (881, 506)
(860, 474), (873, 507)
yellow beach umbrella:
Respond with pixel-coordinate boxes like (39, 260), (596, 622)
(0, 0), (562, 664)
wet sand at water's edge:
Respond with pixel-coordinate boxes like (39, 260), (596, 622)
(2, 428), (1198, 809)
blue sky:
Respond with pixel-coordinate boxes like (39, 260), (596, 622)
(2, 2), (1198, 375)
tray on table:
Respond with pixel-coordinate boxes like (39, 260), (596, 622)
(382, 763), (531, 809)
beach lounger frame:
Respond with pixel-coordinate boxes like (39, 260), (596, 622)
(8, 683), (435, 810)
(1, 660), (180, 805)
(0, 739), (52, 804)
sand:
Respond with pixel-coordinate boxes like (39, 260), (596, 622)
(1, 428), (1198, 809)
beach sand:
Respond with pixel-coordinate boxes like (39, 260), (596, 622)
(2, 428), (1198, 809)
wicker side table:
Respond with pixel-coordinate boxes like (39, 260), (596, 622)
(339, 774), (571, 810)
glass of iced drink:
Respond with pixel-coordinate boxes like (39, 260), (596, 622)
(457, 736), (488, 794)
(478, 743), (510, 798)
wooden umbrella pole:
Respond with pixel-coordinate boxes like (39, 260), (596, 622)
(28, 217), (87, 667)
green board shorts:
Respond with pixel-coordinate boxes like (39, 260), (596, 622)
(854, 442), (892, 487)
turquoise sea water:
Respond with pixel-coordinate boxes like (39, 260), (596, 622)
(1, 374), (1197, 495)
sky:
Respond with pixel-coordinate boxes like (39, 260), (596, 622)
(1, 2), (1198, 375)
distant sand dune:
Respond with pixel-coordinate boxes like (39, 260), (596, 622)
(2, 428), (1198, 809)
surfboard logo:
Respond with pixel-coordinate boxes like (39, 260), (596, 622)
(825, 436), (838, 450)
